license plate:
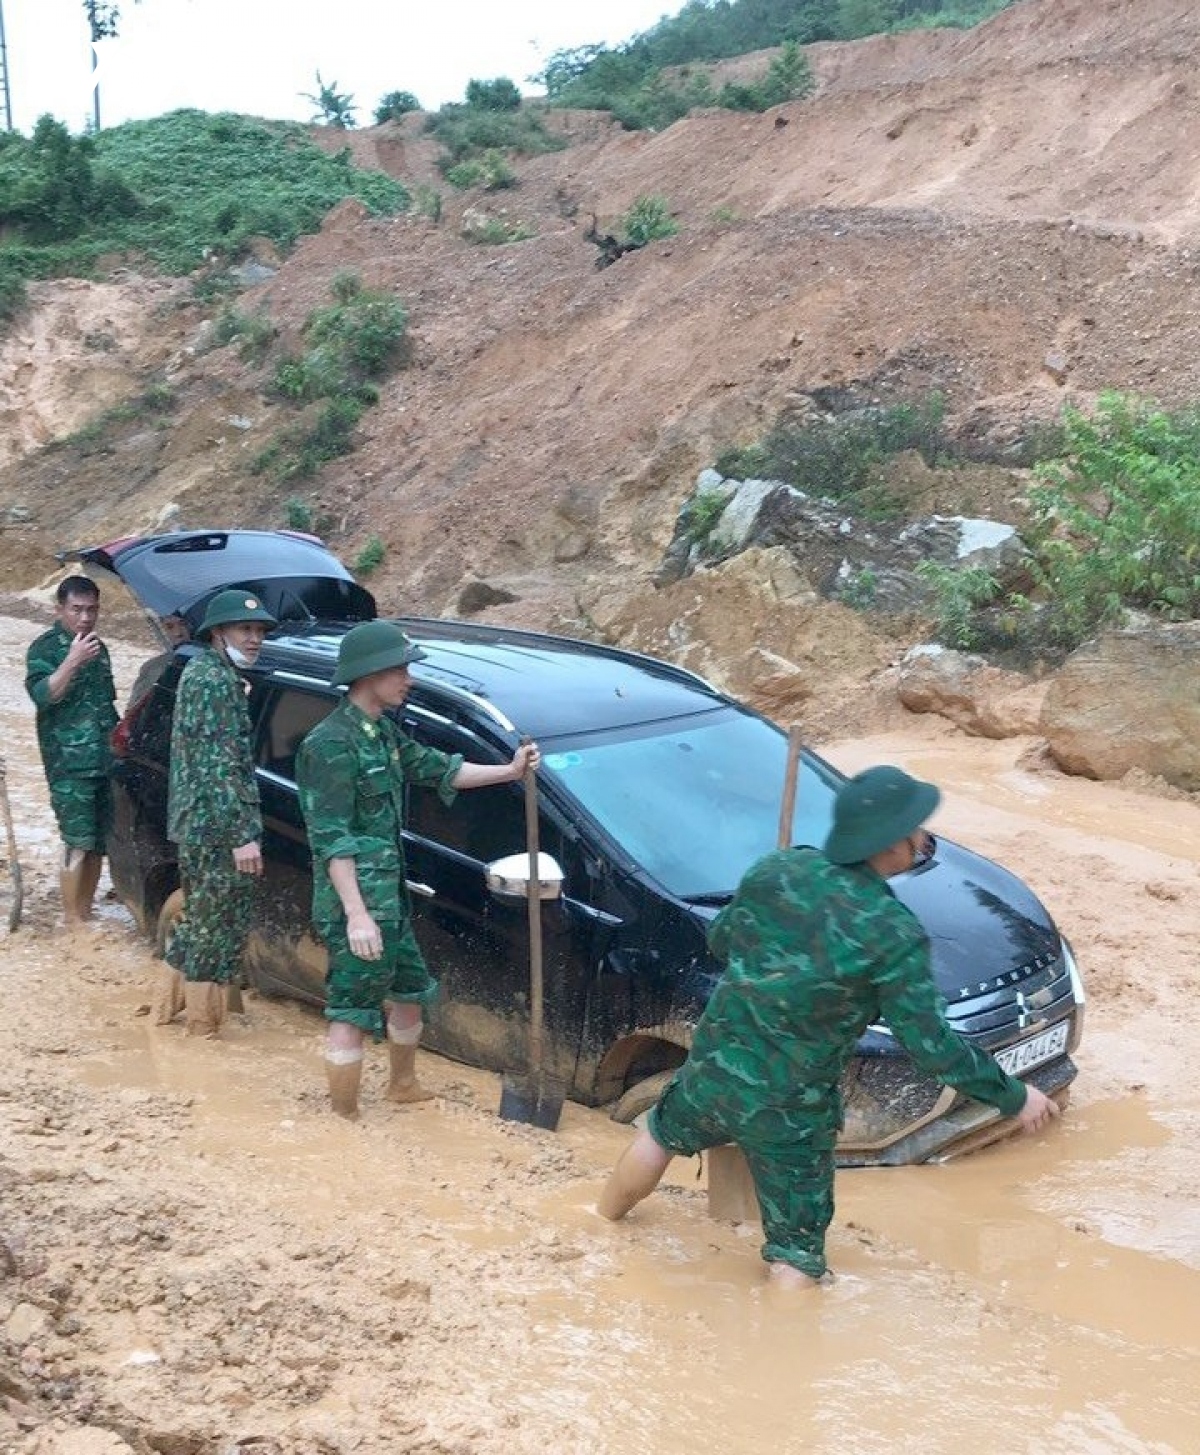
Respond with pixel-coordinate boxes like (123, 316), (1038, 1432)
(994, 1021), (1069, 1076)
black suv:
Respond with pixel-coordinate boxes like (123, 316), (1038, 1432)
(83, 529), (1085, 1165)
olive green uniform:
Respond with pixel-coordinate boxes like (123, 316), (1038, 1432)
(649, 846), (1027, 1277)
(165, 649), (261, 985)
(25, 623), (118, 851)
(296, 698), (462, 1036)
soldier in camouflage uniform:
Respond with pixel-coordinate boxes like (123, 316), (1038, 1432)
(161, 589), (277, 1037)
(25, 576), (119, 926)
(295, 620), (540, 1120)
(598, 765), (1060, 1288)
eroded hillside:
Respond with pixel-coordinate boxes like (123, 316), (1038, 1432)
(3, 0), (1199, 731)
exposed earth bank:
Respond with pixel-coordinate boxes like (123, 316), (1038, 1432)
(1, 618), (1197, 1455)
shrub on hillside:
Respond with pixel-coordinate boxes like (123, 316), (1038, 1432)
(0, 110), (408, 313)
(374, 90), (423, 123)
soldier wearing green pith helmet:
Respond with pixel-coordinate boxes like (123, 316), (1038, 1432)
(295, 620), (541, 1121)
(158, 589), (277, 1038)
(598, 764), (1061, 1289)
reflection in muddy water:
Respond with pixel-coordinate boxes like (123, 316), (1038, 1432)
(1, 619), (1198, 1453)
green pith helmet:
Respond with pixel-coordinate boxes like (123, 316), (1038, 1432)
(333, 620), (427, 686)
(823, 765), (940, 865)
(196, 589), (278, 640)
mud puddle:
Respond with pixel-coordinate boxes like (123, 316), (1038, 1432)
(1, 612), (1198, 1453)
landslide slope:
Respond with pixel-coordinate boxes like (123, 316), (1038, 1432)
(2, 0), (1198, 640)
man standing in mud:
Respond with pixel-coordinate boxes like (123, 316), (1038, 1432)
(598, 764), (1061, 1288)
(25, 576), (119, 927)
(296, 620), (540, 1121)
(159, 590), (277, 1037)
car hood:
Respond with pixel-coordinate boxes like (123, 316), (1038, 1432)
(683, 836), (1060, 999)
(892, 837), (1061, 995)
(66, 530), (376, 636)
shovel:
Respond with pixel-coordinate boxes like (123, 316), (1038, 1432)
(498, 751), (565, 1131)
(0, 756), (23, 932)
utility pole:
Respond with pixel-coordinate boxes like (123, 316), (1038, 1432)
(0, 0), (13, 132)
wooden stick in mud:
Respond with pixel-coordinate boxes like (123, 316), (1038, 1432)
(0, 756), (23, 932)
(776, 725), (803, 851)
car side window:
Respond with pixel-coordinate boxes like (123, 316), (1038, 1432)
(402, 713), (527, 864)
(260, 688), (337, 781)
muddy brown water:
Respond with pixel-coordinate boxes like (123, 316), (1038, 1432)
(1, 612), (1197, 1454)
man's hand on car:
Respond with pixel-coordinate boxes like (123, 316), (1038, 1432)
(1016, 1084), (1060, 1133)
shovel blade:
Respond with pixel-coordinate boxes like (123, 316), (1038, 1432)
(499, 1070), (566, 1131)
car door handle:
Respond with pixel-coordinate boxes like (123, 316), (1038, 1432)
(406, 879), (436, 898)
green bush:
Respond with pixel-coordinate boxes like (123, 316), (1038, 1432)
(354, 533), (387, 576)
(1027, 392), (1200, 644)
(915, 561), (1001, 649)
(213, 307), (276, 362)
(622, 195), (678, 246)
(443, 151), (516, 191)
(255, 275), (408, 482)
(717, 394), (949, 516)
(0, 110), (409, 313)
(463, 215), (535, 246)
(374, 90), (422, 123)
(284, 497), (315, 531)
(464, 77), (522, 112)
(425, 103), (565, 167)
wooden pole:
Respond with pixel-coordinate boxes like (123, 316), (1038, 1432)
(776, 724), (803, 850)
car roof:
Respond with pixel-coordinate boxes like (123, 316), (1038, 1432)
(260, 617), (735, 744)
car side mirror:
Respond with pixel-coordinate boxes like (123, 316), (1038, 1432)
(485, 851), (565, 903)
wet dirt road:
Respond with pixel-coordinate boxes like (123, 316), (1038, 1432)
(0, 611), (1197, 1455)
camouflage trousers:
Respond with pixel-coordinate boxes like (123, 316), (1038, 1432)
(48, 773), (111, 853)
(318, 917), (439, 1037)
(648, 1070), (838, 1279)
(165, 841), (255, 985)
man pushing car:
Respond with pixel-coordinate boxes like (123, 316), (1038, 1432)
(296, 620), (540, 1121)
(598, 764), (1060, 1288)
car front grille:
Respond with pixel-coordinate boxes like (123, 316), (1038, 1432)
(944, 947), (1076, 1050)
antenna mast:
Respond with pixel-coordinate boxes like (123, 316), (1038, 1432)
(0, 0), (13, 132)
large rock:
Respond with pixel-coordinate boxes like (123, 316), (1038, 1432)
(896, 645), (1046, 738)
(1040, 623), (1200, 789)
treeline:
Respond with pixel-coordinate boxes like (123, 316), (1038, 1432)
(539, 0), (1015, 127)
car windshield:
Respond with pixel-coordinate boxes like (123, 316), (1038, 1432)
(541, 707), (843, 899)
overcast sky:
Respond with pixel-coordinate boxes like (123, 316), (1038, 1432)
(2, 0), (680, 134)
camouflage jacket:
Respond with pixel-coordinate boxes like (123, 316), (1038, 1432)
(296, 698), (462, 928)
(167, 649), (261, 848)
(694, 847), (1026, 1135)
(25, 623), (118, 778)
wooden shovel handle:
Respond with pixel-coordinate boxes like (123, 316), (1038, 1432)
(776, 725), (803, 851)
(520, 738), (545, 1076)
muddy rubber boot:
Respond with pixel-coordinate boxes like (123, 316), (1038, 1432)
(77, 851), (104, 921)
(326, 1056), (364, 1120)
(598, 1129), (673, 1221)
(385, 1042), (435, 1104)
(184, 980), (225, 1039)
(151, 962), (187, 1026)
(59, 857), (86, 928)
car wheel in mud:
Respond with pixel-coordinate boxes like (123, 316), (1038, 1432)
(609, 1068), (677, 1125)
(154, 887), (184, 959)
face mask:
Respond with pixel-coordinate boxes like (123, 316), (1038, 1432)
(225, 642), (252, 669)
